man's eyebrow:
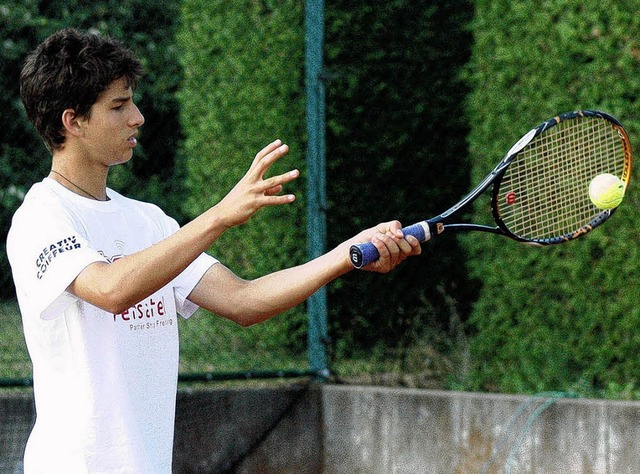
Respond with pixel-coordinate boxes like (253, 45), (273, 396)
(111, 96), (132, 103)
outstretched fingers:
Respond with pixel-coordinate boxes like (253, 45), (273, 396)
(214, 139), (300, 229)
(260, 169), (299, 200)
(253, 138), (283, 162)
(248, 139), (299, 203)
(250, 139), (289, 179)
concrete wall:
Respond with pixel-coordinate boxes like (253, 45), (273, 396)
(2, 385), (640, 473)
(320, 386), (640, 473)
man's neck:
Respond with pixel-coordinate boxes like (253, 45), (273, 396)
(50, 149), (110, 201)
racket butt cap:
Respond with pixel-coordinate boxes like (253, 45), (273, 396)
(349, 243), (376, 269)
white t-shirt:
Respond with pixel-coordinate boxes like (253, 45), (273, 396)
(7, 178), (217, 473)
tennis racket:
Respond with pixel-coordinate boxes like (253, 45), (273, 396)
(350, 110), (633, 269)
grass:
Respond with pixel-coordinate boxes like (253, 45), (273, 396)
(0, 300), (31, 381)
(0, 300), (309, 384)
(0, 300), (455, 389)
(177, 308), (308, 374)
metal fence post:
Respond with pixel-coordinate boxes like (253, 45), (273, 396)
(305, 0), (329, 380)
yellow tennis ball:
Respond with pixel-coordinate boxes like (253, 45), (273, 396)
(589, 173), (626, 209)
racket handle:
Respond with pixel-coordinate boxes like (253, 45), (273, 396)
(349, 222), (431, 269)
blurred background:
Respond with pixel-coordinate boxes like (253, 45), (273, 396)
(1, 0), (640, 400)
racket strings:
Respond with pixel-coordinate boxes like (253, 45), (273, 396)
(497, 116), (628, 241)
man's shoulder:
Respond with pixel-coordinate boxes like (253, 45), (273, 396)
(11, 180), (58, 219)
(8, 180), (71, 244)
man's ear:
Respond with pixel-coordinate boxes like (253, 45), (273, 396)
(61, 109), (85, 138)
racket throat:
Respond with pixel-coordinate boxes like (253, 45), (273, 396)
(423, 219), (445, 239)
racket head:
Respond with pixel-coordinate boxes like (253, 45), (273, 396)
(491, 110), (632, 244)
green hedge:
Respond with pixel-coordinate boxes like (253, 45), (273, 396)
(176, 0), (476, 364)
(177, 0), (308, 352)
(323, 0), (476, 356)
(463, 0), (640, 397)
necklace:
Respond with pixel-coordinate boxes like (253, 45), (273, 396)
(50, 169), (107, 201)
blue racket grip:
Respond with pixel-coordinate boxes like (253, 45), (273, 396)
(349, 222), (431, 269)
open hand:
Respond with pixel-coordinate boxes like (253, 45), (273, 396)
(215, 139), (299, 229)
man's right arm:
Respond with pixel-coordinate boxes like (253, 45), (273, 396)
(68, 140), (298, 314)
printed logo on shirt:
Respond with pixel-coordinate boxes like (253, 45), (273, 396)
(98, 249), (124, 264)
(114, 296), (174, 332)
(36, 236), (82, 279)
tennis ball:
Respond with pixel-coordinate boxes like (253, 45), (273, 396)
(589, 173), (625, 209)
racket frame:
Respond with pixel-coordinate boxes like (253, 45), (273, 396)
(349, 110), (632, 268)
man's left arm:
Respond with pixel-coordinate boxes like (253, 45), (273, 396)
(187, 221), (421, 326)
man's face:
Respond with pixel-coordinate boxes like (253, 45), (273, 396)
(78, 78), (145, 166)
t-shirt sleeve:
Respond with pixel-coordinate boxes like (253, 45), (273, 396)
(7, 207), (108, 321)
(173, 253), (218, 318)
(155, 211), (218, 318)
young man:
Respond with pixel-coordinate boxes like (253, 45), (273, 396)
(7, 29), (421, 473)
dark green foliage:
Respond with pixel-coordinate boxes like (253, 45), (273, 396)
(0, 0), (184, 299)
(177, 0), (308, 351)
(323, 1), (476, 353)
(464, 0), (640, 397)
(0, 3), (48, 299)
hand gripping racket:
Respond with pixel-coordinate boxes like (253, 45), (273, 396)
(350, 110), (633, 269)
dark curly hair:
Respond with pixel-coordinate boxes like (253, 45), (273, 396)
(20, 28), (143, 152)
